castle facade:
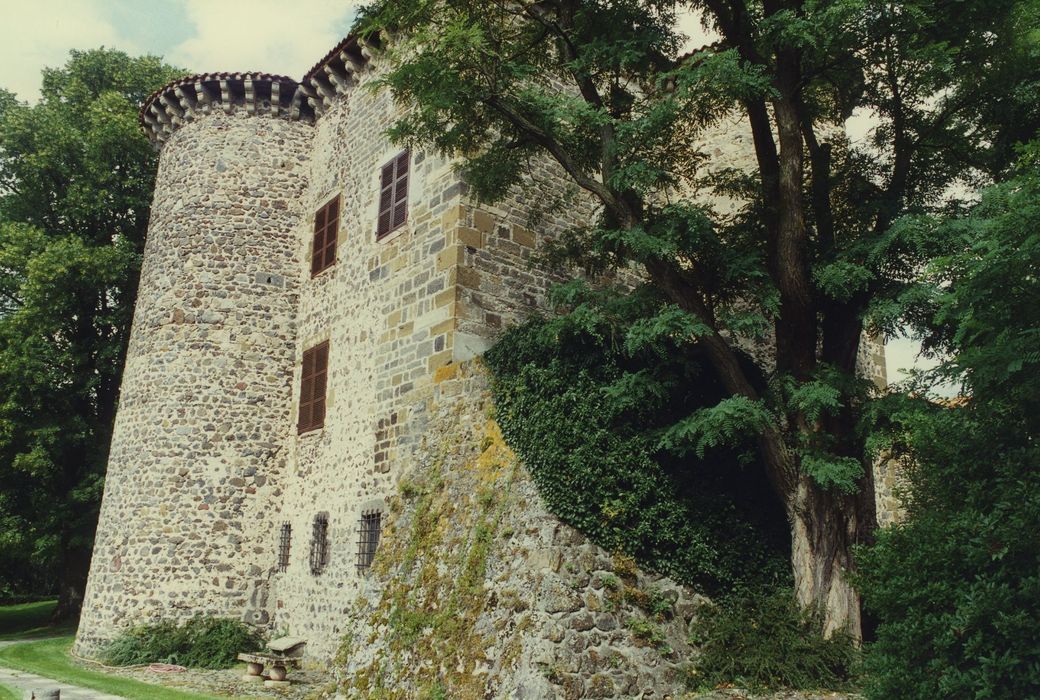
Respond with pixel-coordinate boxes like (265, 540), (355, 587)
(74, 32), (888, 698)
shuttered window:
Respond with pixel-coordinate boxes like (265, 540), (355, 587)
(298, 341), (329, 434)
(311, 196), (339, 276)
(376, 151), (409, 239)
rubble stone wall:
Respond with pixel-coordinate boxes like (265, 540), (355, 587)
(265, 58), (474, 659)
(75, 110), (312, 652)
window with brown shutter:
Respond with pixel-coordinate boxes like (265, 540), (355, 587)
(311, 196), (339, 276)
(298, 341), (329, 434)
(376, 150), (409, 239)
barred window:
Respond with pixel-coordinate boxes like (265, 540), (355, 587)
(309, 513), (329, 575)
(298, 341), (329, 434)
(356, 511), (382, 573)
(376, 151), (409, 239)
(311, 195), (339, 276)
(277, 522), (291, 572)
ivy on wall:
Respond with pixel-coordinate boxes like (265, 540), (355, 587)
(484, 287), (790, 594)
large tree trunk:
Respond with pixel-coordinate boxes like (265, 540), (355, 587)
(789, 474), (868, 640)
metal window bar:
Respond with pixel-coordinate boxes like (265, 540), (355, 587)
(277, 522), (291, 572)
(356, 511), (382, 573)
(309, 514), (329, 575)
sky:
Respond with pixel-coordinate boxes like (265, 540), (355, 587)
(0, 0), (930, 384)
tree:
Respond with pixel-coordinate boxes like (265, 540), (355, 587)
(358, 0), (1040, 637)
(857, 145), (1040, 698)
(0, 49), (181, 618)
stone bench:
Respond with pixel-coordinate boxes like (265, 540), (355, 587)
(238, 637), (306, 688)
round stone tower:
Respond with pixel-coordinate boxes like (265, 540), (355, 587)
(75, 73), (314, 652)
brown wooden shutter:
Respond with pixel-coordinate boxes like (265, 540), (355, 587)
(377, 150), (409, 239)
(392, 152), (408, 229)
(298, 341), (330, 433)
(311, 196), (339, 277)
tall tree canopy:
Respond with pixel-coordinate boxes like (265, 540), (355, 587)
(0, 49), (181, 617)
(359, 0), (1040, 636)
(857, 144), (1040, 699)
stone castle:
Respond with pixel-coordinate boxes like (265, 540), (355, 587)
(74, 32), (889, 699)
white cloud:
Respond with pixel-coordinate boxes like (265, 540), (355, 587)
(168, 0), (362, 79)
(0, 0), (140, 102)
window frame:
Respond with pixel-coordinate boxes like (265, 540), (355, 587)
(309, 513), (330, 576)
(311, 195), (340, 277)
(356, 510), (382, 573)
(376, 150), (410, 240)
(277, 522), (291, 572)
(297, 340), (329, 434)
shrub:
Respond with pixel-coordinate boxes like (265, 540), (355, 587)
(687, 588), (860, 692)
(103, 616), (263, 669)
(857, 149), (1040, 700)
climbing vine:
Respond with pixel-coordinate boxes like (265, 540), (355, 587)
(484, 291), (790, 594)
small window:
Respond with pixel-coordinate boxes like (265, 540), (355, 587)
(376, 151), (409, 239)
(310, 513), (329, 575)
(298, 341), (329, 434)
(277, 523), (291, 572)
(311, 196), (339, 276)
(356, 510), (382, 573)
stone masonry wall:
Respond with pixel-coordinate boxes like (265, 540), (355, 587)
(76, 110), (312, 653)
(265, 56), (476, 659)
(337, 361), (706, 700)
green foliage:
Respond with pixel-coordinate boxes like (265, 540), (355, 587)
(687, 588), (860, 692)
(0, 48), (181, 609)
(485, 289), (790, 594)
(858, 146), (1040, 700)
(102, 617), (263, 669)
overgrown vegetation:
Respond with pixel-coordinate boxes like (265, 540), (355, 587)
(686, 588), (860, 692)
(102, 616), (263, 669)
(485, 300), (790, 594)
(360, 0), (1040, 637)
(857, 146), (1040, 699)
(340, 419), (522, 700)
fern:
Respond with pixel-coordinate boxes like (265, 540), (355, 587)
(659, 396), (773, 458)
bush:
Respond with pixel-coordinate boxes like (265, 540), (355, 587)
(857, 403), (1040, 699)
(103, 616), (263, 669)
(857, 147), (1040, 700)
(686, 588), (860, 692)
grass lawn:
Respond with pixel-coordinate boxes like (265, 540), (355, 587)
(0, 600), (75, 641)
(0, 636), (234, 700)
(0, 682), (19, 700)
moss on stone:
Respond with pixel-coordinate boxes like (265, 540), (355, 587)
(338, 420), (523, 699)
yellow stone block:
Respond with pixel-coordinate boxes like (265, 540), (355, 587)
(436, 245), (464, 271)
(458, 226), (483, 249)
(512, 225), (536, 248)
(441, 204), (466, 229)
(428, 351), (454, 373)
(435, 288), (456, 308)
(473, 209), (496, 234)
(433, 362), (460, 383)
(431, 319), (455, 336)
